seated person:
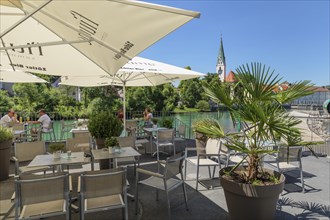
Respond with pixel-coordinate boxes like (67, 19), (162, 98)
(29, 109), (51, 132)
(143, 108), (153, 128)
(0, 109), (18, 128)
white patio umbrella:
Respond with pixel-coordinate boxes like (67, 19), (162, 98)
(0, 2), (200, 76)
(59, 56), (206, 131)
(0, 69), (47, 83)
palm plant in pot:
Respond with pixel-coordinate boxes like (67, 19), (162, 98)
(195, 62), (314, 220)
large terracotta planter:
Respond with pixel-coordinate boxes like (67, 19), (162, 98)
(0, 140), (12, 181)
(220, 166), (285, 220)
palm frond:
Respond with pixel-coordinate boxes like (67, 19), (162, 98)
(192, 118), (225, 139)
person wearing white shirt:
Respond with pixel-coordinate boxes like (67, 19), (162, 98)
(0, 109), (18, 128)
(30, 109), (51, 132)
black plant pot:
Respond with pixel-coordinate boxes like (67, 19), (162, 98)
(0, 140), (12, 181)
(220, 166), (285, 220)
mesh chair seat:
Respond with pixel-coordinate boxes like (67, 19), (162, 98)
(276, 162), (300, 169)
(187, 158), (219, 166)
(20, 199), (66, 219)
(139, 176), (182, 191)
(85, 194), (124, 211)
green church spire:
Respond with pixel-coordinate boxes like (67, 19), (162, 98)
(217, 36), (226, 65)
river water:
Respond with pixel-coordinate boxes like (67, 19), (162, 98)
(174, 111), (236, 138)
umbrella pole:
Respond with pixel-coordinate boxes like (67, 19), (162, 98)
(123, 82), (126, 136)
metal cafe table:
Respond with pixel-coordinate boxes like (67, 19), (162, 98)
(27, 152), (90, 171)
(91, 147), (141, 170)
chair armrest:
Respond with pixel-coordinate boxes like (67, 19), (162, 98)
(77, 176), (81, 193)
(12, 156), (18, 162)
(136, 168), (163, 178)
(11, 192), (15, 202)
(185, 147), (196, 152)
(69, 175), (73, 192)
(185, 147), (206, 154)
(158, 160), (166, 165)
(198, 153), (222, 157)
(12, 156), (19, 175)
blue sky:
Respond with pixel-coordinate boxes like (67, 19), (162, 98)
(140, 0), (330, 86)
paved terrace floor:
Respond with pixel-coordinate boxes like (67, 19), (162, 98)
(1, 140), (329, 220)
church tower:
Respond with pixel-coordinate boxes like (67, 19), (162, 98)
(216, 36), (226, 82)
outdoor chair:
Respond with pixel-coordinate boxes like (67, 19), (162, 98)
(60, 120), (75, 140)
(185, 138), (230, 190)
(13, 124), (24, 131)
(63, 137), (92, 171)
(74, 132), (91, 139)
(116, 136), (139, 174)
(270, 146), (305, 193)
(153, 128), (176, 161)
(78, 167), (128, 220)
(174, 124), (187, 151)
(41, 121), (56, 142)
(126, 120), (138, 136)
(13, 141), (51, 175)
(16, 127), (41, 142)
(14, 172), (71, 220)
(129, 128), (150, 152)
(66, 136), (92, 153)
(135, 153), (188, 220)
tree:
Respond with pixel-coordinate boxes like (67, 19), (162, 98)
(0, 90), (14, 112)
(196, 100), (210, 111)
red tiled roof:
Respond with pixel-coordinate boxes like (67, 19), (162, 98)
(312, 86), (330, 92)
(225, 70), (236, 82)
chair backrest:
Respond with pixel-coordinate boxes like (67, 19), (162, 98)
(205, 138), (222, 155)
(116, 136), (135, 148)
(163, 153), (185, 179)
(16, 172), (69, 206)
(66, 137), (91, 152)
(277, 146), (302, 163)
(80, 167), (126, 199)
(46, 121), (54, 130)
(74, 132), (91, 139)
(178, 125), (186, 137)
(61, 120), (72, 130)
(13, 124), (24, 131)
(28, 127), (42, 141)
(157, 129), (174, 143)
(126, 120), (138, 129)
(15, 141), (46, 162)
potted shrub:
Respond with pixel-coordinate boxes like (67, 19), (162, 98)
(88, 111), (123, 169)
(48, 142), (66, 159)
(160, 117), (173, 129)
(88, 111), (123, 148)
(105, 136), (119, 154)
(151, 118), (158, 128)
(0, 127), (14, 180)
(196, 62), (314, 220)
